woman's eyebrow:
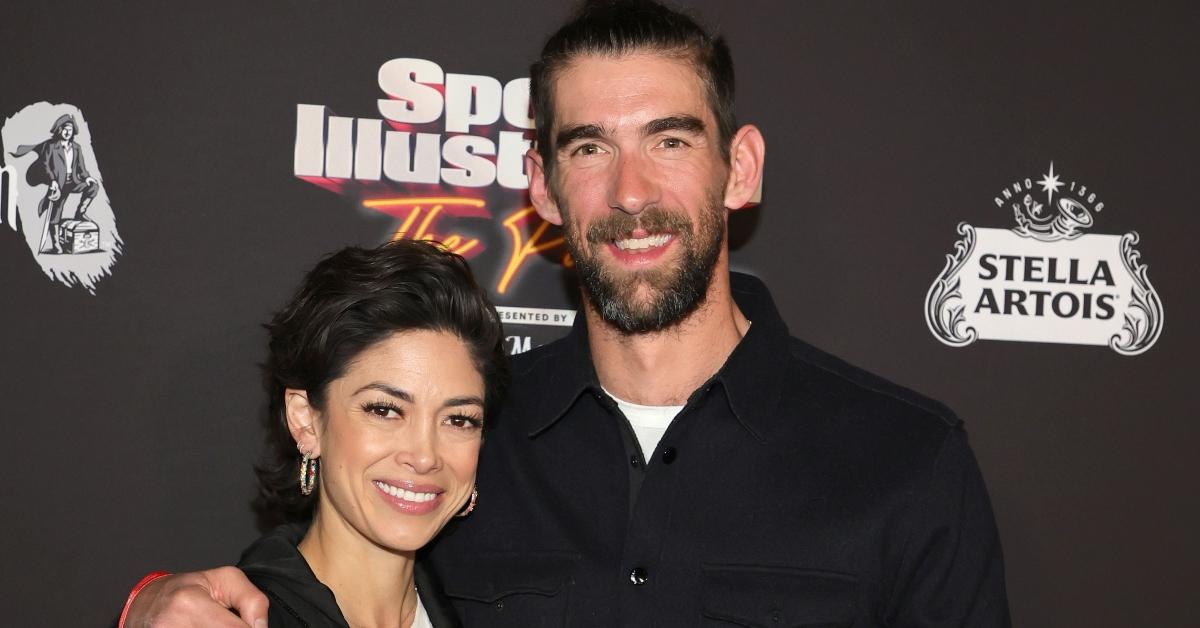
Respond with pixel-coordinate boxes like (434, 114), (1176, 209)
(444, 395), (485, 408)
(354, 382), (413, 402)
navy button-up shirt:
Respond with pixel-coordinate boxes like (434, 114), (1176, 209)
(426, 273), (1010, 627)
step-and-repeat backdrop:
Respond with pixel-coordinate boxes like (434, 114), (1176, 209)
(1, 2), (1196, 625)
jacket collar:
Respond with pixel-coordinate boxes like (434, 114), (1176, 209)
(524, 272), (791, 441)
(239, 522), (462, 627)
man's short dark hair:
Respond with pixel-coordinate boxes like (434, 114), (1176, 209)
(530, 0), (737, 175)
(254, 240), (509, 524)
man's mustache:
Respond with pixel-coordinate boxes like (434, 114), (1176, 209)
(585, 207), (693, 244)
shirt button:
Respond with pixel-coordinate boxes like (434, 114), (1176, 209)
(629, 567), (649, 585)
(495, 600), (505, 611)
(661, 447), (677, 464)
(630, 455), (640, 468)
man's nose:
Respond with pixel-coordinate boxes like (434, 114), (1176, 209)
(608, 151), (659, 215)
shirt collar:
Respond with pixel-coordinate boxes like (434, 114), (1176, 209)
(524, 272), (791, 440)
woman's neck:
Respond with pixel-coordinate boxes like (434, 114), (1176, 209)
(298, 509), (420, 628)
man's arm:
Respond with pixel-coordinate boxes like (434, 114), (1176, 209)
(74, 142), (93, 183)
(884, 426), (1011, 627)
(41, 145), (59, 197)
(121, 567), (268, 628)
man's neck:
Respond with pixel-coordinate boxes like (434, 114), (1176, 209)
(299, 507), (419, 628)
(586, 265), (749, 406)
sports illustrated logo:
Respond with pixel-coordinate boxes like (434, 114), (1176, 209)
(925, 163), (1163, 355)
(292, 58), (573, 352)
(2, 102), (123, 293)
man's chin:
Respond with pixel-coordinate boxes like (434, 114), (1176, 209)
(594, 279), (707, 334)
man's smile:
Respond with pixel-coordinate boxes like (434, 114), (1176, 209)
(613, 232), (674, 251)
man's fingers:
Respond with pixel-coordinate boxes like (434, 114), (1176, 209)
(160, 584), (254, 627)
(122, 568), (267, 628)
(202, 566), (269, 626)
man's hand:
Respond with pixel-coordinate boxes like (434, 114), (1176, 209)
(48, 181), (60, 201)
(124, 567), (268, 628)
(86, 176), (97, 188)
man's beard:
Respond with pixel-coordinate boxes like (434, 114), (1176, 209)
(560, 189), (726, 334)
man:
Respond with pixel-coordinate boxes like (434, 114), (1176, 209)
(123, 1), (1010, 626)
(10, 113), (100, 253)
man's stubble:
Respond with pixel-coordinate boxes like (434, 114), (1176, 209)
(555, 182), (727, 334)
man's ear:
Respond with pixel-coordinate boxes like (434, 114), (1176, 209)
(526, 148), (564, 225)
(284, 389), (322, 457)
(723, 124), (766, 211)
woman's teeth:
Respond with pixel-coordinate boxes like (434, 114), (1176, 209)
(374, 481), (438, 502)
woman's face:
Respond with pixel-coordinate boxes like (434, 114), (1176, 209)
(292, 329), (485, 553)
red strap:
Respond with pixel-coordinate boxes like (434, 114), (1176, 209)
(118, 571), (171, 628)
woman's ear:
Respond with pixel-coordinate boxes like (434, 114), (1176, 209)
(284, 389), (321, 457)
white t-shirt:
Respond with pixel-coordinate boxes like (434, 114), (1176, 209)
(62, 142), (75, 175)
(411, 594), (432, 628)
(604, 387), (684, 460)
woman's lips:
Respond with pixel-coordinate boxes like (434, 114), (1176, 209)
(372, 480), (443, 515)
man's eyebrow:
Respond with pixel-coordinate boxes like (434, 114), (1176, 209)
(644, 115), (705, 136)
(355, 382), (413, 402)
(556, 123), (606, 150)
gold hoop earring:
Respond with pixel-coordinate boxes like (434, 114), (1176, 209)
(455, 487), (478, 517)
(299, 449), (319, 496)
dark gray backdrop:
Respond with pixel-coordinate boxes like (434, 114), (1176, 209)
(1, 1), (1196, 626)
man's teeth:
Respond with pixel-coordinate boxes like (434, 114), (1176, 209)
(374, 481), (438, 502)
(614, 234), (671, 251)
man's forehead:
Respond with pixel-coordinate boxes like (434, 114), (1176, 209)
(551, 52), (711, 131)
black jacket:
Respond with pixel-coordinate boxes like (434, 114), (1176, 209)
(238, 523), (461, 628)
(425, 273), (1009, 627)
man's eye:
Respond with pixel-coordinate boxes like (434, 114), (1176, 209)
(660, 137), (687, 149)
(573, 143), (603, 156)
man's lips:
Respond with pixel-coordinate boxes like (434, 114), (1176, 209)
(605, 232), (676, 265)
(373, 480), (444, 514)
(613, 233), (673, 251)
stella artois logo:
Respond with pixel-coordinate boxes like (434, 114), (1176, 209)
(925, 163), (1163, 355)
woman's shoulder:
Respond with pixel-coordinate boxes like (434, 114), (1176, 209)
(238, 523), (350, 628)
(236, 524), (462, 628)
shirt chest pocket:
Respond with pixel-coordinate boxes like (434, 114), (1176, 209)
(441, 551), (578, 628)
(700, 564), (859, 628)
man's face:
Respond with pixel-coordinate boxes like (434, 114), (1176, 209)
(57, 123), (74, 141)
(545, 54), (730, 333)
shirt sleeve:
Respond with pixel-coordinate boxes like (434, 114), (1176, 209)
(885, 426), (1011, 627)
(75, 144), (91, 180)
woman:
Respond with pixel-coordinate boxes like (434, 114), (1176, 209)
(239, 240), (508, 627)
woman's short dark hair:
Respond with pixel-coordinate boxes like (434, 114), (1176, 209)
(254, 240), (509, 523)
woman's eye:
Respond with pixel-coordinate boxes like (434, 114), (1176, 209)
(446, 414), (484, 430)
(363, 403), (401, 419)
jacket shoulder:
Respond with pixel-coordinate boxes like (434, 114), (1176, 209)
(509, 336), (566, 377)
(784, 336), (962, 430)
(243, 570), (341, 628)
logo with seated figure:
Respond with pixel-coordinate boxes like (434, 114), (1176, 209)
(925, 163), (1163, 355)
(2, 102), (122, 293)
